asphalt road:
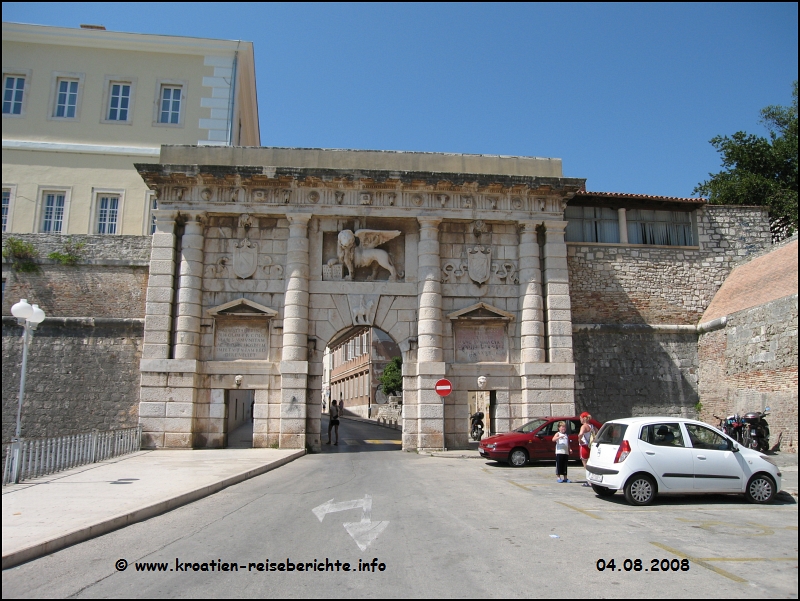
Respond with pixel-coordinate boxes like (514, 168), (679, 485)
(2, 417), (797, 598)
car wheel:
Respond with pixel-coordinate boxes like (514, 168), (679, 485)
(591, 484), (616, 497)
(508, 448), (528, 467)
(624, 474), (656, 506)
(745, 474), (776, 503)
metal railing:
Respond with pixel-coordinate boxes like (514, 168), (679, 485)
(2, 425), (142, 486)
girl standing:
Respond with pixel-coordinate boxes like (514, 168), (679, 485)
(552, 421), (570, 483)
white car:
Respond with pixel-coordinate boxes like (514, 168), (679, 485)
(586, 417), (782, 506)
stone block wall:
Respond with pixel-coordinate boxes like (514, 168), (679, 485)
(2, 234), (150, 443)
(568, 206), (771, 325)
(2, 234), (149, 318)
(2, 317), (143, 443)
(698, 294), (798, 453)
(573, 326), (699, 422)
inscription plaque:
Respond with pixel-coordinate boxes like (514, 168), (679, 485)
(215, 322), (269, 360)
(454, 323), (507, 363)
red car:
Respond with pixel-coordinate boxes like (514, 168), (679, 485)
(479, 416), (603, 467)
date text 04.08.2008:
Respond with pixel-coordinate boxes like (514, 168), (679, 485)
(596, 558), (690, 572)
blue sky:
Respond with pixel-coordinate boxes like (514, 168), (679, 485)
(3, 2), (797, 197)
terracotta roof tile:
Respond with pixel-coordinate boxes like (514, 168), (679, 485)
(575, 191), (706, 204)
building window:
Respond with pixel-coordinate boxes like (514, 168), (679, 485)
(100, 76), (137, 125)
(97, 195), (120, 234)
(159, 86), (181, 123)
(3, 75), (25, 115)
(565, 206), (620, 243)
(626, 209), (693, 246)
(91, 189), (124, 235)
(2, 188), (10, 231)
(41, 192), (66, 233)
(148, 193), (158, 235)
(55, 78), (79, 118)
(108, 83), (130, 121)
(153, 79), (187, 127)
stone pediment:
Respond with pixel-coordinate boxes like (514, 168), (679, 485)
(447, 302), (515, 321)
(206, 298), (278, 318)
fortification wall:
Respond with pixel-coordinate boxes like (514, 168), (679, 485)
(2, 317), (143, 443)
(698, 294), (798, 453)
(568, 206), (771, 325)
(2, 234), (149, 443)
(573, 326), (699, 422)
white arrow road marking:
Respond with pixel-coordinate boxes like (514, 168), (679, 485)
(312, 494), (389, 551)
(344, 520), (390, 551)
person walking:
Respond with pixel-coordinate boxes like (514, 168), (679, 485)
(578, 412), (597, 486)
(326, 395), (340, 445)
(552, 421), (570, 483)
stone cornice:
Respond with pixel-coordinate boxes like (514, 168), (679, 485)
(137, 163), (584, 191)
(137, 163), (585, 218)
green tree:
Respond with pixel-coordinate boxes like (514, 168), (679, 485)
(694, 81), (798, 239)
(379, 357), (403, 397)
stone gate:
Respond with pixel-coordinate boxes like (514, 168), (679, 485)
(135, 146), (585, 451)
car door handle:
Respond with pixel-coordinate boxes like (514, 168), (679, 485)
(696, 455), (707, 460)
(645, 451), (655, 455)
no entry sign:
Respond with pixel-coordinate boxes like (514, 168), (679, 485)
(435, 379), (453, 397)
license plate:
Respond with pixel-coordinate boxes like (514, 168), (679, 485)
(588, 473), (603, 483)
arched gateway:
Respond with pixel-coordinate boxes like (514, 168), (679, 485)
(135, 146), (584, 451)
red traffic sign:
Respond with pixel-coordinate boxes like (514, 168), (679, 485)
(435, 379), (453, 397)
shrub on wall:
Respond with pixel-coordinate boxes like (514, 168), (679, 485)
(47, 238), (85, 266)
(2, 237), (40, 272)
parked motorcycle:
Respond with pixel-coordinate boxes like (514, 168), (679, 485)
(714, 413), (743, 443)
(470, 411), (485, 441)
(741, 408), (770, 452)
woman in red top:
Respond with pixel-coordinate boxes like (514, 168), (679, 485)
(578, 412), (597, 487)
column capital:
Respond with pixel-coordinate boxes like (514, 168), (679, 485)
(153, 209), (180, 222)
(418, 216), (442, 229)
(542, 220), (568, 233)
(287, 212), (313, 226)
(517, 220), (541, 235)
(181, 211), (208, 227)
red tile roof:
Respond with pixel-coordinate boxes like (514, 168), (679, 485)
(575, 191), (706, 204)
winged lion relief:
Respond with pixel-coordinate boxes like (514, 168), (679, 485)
(332, 229), (404, 282)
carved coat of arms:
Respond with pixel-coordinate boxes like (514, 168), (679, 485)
(233, 238), (258, 279)
(467, 245), (492, 284)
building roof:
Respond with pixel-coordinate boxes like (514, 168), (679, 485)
(702, 239), (798, 322)
(573, 191), (706, 205)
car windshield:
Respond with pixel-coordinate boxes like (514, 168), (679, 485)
(515, 419), (548, 434)
(595, 422), (628, 445)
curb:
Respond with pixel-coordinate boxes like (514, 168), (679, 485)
(1, 449), (305, 570)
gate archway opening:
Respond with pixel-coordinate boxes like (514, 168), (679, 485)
(320, 326), (402, 452)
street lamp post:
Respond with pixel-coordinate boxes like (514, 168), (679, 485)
(9, 298), (46, 483)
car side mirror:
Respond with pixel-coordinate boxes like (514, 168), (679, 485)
(731, 442), (739, 453)
(536, 431), (546, 438)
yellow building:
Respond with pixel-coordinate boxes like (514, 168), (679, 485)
(2, 22), (259, 235)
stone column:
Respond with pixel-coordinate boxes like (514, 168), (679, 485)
(618, 208), (628, 244)
(279, 213), (311, 449)
(174, 212), (206, 360)
(542, 220), (573, 363)
(142, 212), (178, 360)
(414, 217), (445, 450)
(517, 220), (547, 423)
(518, 220), (545, 363)
(139, 211), (178, 449)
